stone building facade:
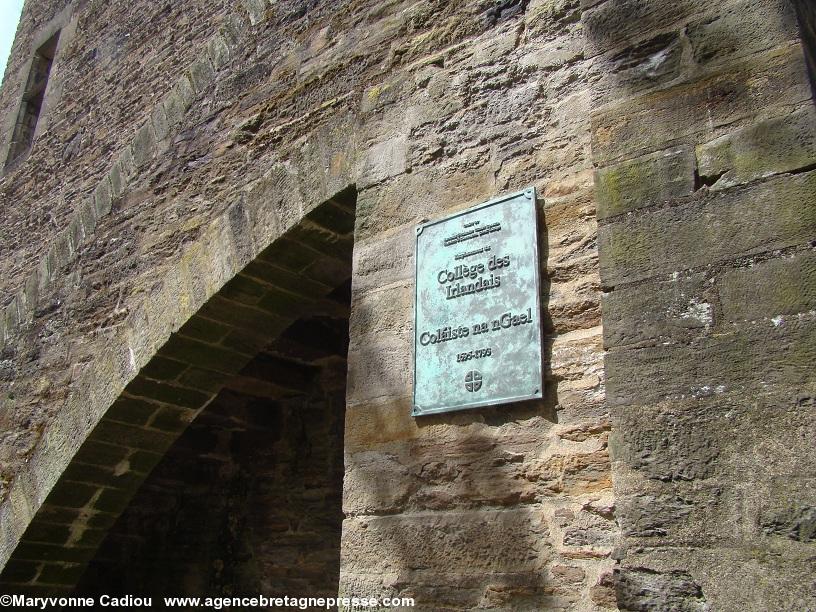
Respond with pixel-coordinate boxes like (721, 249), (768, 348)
(0, 0), (813, 609)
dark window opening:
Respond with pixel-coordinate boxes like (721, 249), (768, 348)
(5, 30), (60, 168)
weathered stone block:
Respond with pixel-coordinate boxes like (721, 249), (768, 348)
(595, 147), (696, 219)
(719, 251), (816, 322)
(287, 220), (354, 263)
(71, 441), (129, 469)
(93, 176), (112, 217)
(108, 161), (124, 199)
(11, 542), (96, 564)
(352, 227), (415, 295)
(91, 420), (174, 453)
(66, 220), (83, 262)
(162, 87), (186, 128)
(602, 273), (712, 347)
(219, 13), (246, 51)
(148, 406), (195, 433)
(599, 170), (816, 287)
(242, 0), (266, 25)
(349, 282), (412, 341)
(257, 237), (319, 273)
(176, 315), (232, 345)
(591, 32), (686, 106)
(757, 481), (816, 544)
(591, 45), (810, 164)
(619, 543), (816, 612)
(22, 522), (70, 546)
(162, 335), (248, 376)
(127, 450), (164, 475)
(123, 377), (212, 409)
(4, 297), (20, 336)
(697, 105), (816, 190)
(60, 462), (143, 492)
(53, 233), (72, 265)
(36, 562), (85, 586)
(346, 332), (411, 404)
(256, 285), (316, 317)
(104, 397), (159, 426)
(610, 399), (722, 482)
(341, 509), (551, 574)
(606, 317), (816, 407)
(187, 56), (215, 95)
(217, 327), (271, 357)
(357, 136), (408, 189)
(343, 399), (418, 453)
(139, 355), (189, 382)
(0, 559), (39, 583)
(206, 35), (231, 71)
(78, 198), (98, 238)
(174, 74), (196, 113)
(45, 482), (97, 509)
(300, 256), (352, 287)
(130, 122), (156, 169)
(583, 0), (698, 58)
(93, 488), (138, 515)
(307, 199), (356, 235)
(117, 145), (137, 182)
(614, 567), (708, 611)
(343, 413), (575, 515)
(354, 165), (495, 242)
(615, 481), (736, 544)
(562, 450), (612, 495)
(197, 294), (290, 335)
(242, 258), (330, 300)
(35, 247), (56, 292)
(218, 273), (267, 306)
(686, 0), (799, 67)
(151, 102), (170, 143)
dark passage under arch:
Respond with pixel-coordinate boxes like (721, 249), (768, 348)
(77, 289), (350, 598)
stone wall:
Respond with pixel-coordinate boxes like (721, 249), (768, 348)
(0, 0), (232, 299)
(588, 0), (816, 609)
(0, 1), (615, 608)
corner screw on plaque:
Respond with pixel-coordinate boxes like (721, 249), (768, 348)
(465, 370), (483, 392)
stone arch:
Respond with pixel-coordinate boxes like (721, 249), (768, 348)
(0, 187), (357, 594)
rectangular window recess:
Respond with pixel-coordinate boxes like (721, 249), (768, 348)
(5, 30), (60, 168)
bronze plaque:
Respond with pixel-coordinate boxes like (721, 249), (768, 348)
(413, 188), (543, 416)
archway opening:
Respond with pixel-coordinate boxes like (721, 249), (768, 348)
(76, 284), (351, 598)
(0, 187), (356, 597)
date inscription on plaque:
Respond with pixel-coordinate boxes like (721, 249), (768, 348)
(413, 188), (543, 416)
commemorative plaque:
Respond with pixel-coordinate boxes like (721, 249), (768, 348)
(413, 187), (543, 416)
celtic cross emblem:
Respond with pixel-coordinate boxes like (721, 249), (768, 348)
(465, 370), (483, 392)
